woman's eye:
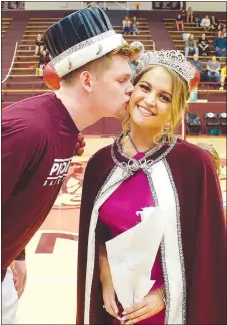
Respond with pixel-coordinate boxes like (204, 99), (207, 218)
(140, 84), (150, 92)
(159, 94), (171, 102)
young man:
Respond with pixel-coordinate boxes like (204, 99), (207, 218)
(206, 56), (221, 82)
(2, 7), (135, 324)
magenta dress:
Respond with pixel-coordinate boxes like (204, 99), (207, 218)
(99, 153), (165, 325)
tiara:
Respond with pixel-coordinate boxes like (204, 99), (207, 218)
(140, 50), (196, 85)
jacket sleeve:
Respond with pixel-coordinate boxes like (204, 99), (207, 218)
(15, 249), (26, 261)
(187, 152), (226, 324)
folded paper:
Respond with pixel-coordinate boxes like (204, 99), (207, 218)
(106, 206), (166, 309)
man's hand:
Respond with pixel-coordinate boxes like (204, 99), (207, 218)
(121, 289), (165, 324)
(11, 260), (27, 298)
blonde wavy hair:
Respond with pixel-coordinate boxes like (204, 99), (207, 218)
(196, 142), (221, 176)
(122, 65), (191, 143)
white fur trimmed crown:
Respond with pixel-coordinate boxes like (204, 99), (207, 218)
(140, 50), (196, 85)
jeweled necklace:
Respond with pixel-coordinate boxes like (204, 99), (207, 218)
(128, 132), (160, 154)
(111, 132), (177, 176)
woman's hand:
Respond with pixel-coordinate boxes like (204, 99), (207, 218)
(121, 289), (165, 324)
(102, 276), (121, 321)
(99, 244), (121, 321)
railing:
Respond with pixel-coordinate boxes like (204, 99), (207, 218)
(1, 41), (18, 84)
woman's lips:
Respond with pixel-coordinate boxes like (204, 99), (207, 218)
(137, 105), (155, 117)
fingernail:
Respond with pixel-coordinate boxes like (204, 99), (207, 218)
(121, 316), (126, 321)
(122, 311), (127, 315)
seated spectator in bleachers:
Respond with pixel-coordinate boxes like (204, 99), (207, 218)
(218, 23), (226, 37)
(122, 16), (131, 35)
(35, 33), (45, 55)
(129, 41), (144, 76)
(190, 54), (205, 80)
(219, 65), (227, 90)
(207, 56), (221, 82)
(187, 6), (193, 23)
(37, 50), (50, 75)
(213, 33), (227, 57)
(218, 22), (226, 32)
(180, 8), (187, 22)
(176, 14), (184, 31)
(200, 14), (211, 32)
(198, 33), (210, 56)
(194, 15), (202, 27)
(130, 16), (140, 35)
(210, 15), (219, 30)
(185, 34), (199, 56)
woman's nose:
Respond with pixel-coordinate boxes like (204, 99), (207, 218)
(144, 92), (157, 107)
(126, 81), (134, 95)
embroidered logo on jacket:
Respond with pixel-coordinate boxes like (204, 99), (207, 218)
(43, 158), (72, 187)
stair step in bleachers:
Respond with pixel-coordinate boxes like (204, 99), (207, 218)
(22, 31), (151, 38)
(163, 18), (226, 23)
(1, 18), (12, 37)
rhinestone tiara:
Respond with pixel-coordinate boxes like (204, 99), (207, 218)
(140, 50), (196, 85)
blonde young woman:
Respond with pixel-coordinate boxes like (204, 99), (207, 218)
(76, 50), (226, 325)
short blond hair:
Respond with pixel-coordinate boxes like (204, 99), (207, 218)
(196, 143), (221, 176)
(61, 43), (139, 83)
(122, 65), (191, 142)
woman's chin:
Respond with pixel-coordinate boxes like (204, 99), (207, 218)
(132, 116), (157, 129)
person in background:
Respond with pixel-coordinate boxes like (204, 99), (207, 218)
(190, 54), (205, 81)
(218, 23), (226, 37)
(129, 41), (145, 77)
(176, 13), (184, 31)
(131, 16), (140, 35)
(219, 65), (227, 90)
(187, 6), (193, 23)
(185, 34), (199, 56)
(194, 15), (202, 27)
(37, 50), (51, 76)
(34, 33), (45, 56)
(213, 32), (227, 57)
(200, 14), (211, 32)
(198, 33), (210, 56)
(196, 143), (221, 176)
(210, 15), (219, 30)
(207, 55), (221, 82)
(122, 16), (131, 35)
(180, 8), (187, 22)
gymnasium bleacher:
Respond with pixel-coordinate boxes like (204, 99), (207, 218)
(1, 6), (226, 134)
(2, 16), (154, 103)
(1, 17), (12, 37)
(163, 18), (226, 101)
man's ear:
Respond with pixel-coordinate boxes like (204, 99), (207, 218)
(79, 71), (93, 93)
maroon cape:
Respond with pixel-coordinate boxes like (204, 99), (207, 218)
(76, 138), (226, 324)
